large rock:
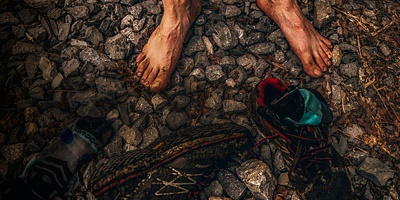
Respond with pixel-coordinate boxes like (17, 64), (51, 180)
(218, 169), (247, 200)
(105, 33), (132, 60)
(236, 159), (277, 200)
(212, 22), (238, 50)
(358, 157), (395, 186)
(314, 0), (334, 29)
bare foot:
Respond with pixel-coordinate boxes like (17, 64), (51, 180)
(257, 0), (333, 78)
(135, 0), (201, 92)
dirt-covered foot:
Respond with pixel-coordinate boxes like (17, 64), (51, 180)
(257, 0), (333, 78)
(135, 0), (201, 92)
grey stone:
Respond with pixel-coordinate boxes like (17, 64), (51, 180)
(194, 52), (210, 68)
(48, 107), (69, 122)
(104, 136), (124, 157)
(200, 110), (221, 125)
(147, 4), (162, 14)
(139, 127), (159, 149)
(106, 109), (120, 122)
(79, 47), (110, 66)
(12, 25), (26, 39)
(223, 100), (247, 114)
(121, 0), (136, 5)
(24, 0), (51, 8)
(29, 87), (45, 100)
(212, 22), (238, 50)
(57, 22), (70, 41)
(225, 5), (241, 18)
(105, 34), (132, 60)
(25, 122), (38, 137)
(314, 0), (334, 29)
(245, 32), (265, 46)
(189, 68), (205, 80)
(332, 45), (343, 67)
(62, 58), (80, 78)
(340, 62), (359, 77)
(77, 102), (103, 118)
(230, 115), (249, 126)
(25, 54), (39, 79)
(119, 125), (142, 146)
(172, 95), (191, 109)
(339, 43), (357, 52)
(221, 56), (236, 69)
(184, 36), (205, 56)
(273, 50), (286, 63)
(71, 39), (89, 48)
(254, 59), (269, 77)
(285, 59), (302, 77)
(268, 29), (284, 42)
(151, 93), (168, 110)
(19, 9), (37, 24)
(127, 4), (143, 19)
(347, 150), (369, 166)
(166, 111), (188, 129)
(1, 143), (24, 163)
(379, 42), (391, 57)
(228, 66), (247, 84)
(85, 26), (103, 46)
(203, 180), (224, 197)
(225, 78), (236, 88)
(47, 8), (63, 19)
(205, 89), (223, 110)
(237, 54), (256, 70)
(61, 47), (78, 60)
(236, 159), (276, 200)
(177, 57), (195, 76)
(202, 36), (213, 54)
(38, 57), (53, 81)
(358, 157), (395, 186)
(71, 90), (97, 104)
(234, 23), (246, 46)
(331, 85), (344, 105)
(24, 107), (40, 122)
(341, 52), (357, 64)
(277, 172), (291, 187)
(206, 65), (226, 82)
(0, 12), (20, 25)
(95, 77), (126, 98)
(332, 136), (348, 157)
(13, 42), (36, 55)
(248, 42), (276, 55)
(37, 111), (55, 127)
(218, 169), (247, 200)
(51, 73), (63, 89)
(117, 103), (130, 125)
(69, 6), (89, 19)
(135, 97), (153, 113)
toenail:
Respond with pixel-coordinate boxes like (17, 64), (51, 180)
(313, 69), (321, 76)
(137, 72), (142, 76)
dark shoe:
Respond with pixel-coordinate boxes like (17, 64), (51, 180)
(250, 78), (333, 188)
(17, 117), (113, 199)
(85, 123), (251, 199)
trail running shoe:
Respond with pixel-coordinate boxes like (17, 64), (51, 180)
(14, 117), (113, 199)
(83, 123), (251, 200)
(249, 78), (333, 187)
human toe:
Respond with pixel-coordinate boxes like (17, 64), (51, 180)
(136, 58), (149, 76)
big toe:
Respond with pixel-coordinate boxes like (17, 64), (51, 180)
(150, 80), (168, 92)
(304, 65), (323, 78)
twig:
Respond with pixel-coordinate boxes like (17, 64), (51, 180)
(333, 7), (369, 32)
(266, 60), (288, 71)
(371, 18), (397, 37)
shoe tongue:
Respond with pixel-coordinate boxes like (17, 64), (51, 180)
(257, 78), (286, 106)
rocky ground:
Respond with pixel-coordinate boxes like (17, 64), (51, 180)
(0, 0), (399, 199)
